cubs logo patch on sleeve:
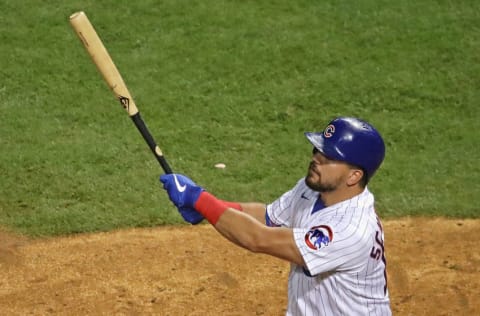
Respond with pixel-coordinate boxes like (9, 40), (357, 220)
(304, 225), (333, 250)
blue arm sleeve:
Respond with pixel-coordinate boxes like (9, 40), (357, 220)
(265, 211), (280, 227)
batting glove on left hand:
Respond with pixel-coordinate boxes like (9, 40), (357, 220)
(178, 207), (204, 225)
(160, 174), (204, 209)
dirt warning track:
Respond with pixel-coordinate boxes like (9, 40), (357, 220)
(1, 218), (479, 315)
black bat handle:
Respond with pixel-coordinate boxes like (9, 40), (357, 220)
(130, 112), (173, 174)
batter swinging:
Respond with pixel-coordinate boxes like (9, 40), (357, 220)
(160, 117), (392, 315)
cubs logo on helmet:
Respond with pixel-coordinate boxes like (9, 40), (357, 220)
(323, 124), (335, 138)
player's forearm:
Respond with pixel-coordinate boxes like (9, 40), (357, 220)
(215, 209), (305, 265)
(237, 202), (267, 223)
(194, 192), (303, 264)
(194, 193), (263, 249)
(215, 208), (264, 251)
(217, 200), (266, 224)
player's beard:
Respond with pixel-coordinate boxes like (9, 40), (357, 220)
(305, 162), (339, 193)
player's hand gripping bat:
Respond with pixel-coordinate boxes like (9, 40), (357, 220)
(69, 11), (172, 174)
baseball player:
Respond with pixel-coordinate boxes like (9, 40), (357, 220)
(160, 117), (392, 315)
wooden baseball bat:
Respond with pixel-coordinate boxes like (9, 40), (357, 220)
(69, 11), (172, 174)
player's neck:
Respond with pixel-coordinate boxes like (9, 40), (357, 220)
(321, 186), (364, 207)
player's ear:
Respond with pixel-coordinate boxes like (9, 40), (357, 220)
(346, 168), (364, 186)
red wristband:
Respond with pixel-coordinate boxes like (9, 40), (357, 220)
(194, 192), (229, 225)
(220, 200), (242, 211)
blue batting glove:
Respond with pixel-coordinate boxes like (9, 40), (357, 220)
(159, 174), (204, 209)
(178, 207), (204, 225)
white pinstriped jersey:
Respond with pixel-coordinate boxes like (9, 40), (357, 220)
(266, 178), (391, 316)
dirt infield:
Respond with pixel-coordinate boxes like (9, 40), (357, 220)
(1, 217), (479, 315)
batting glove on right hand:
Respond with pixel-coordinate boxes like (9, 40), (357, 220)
(160, 173), (204, 209)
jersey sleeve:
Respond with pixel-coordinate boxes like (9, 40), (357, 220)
(293, 223), (370, 276)
(265, 178), (305, 228)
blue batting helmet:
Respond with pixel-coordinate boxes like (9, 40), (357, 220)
(305, 117), (385, 180)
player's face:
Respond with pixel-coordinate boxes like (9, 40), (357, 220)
(305, 148), (352, 192)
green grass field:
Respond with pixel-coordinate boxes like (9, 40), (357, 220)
(1, 0), (479, 236)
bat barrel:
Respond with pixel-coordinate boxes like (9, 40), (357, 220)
(70, 11), (173, 174)
(69, 11), (139, 116)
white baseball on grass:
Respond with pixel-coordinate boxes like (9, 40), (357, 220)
(214, 163), (226, 169)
